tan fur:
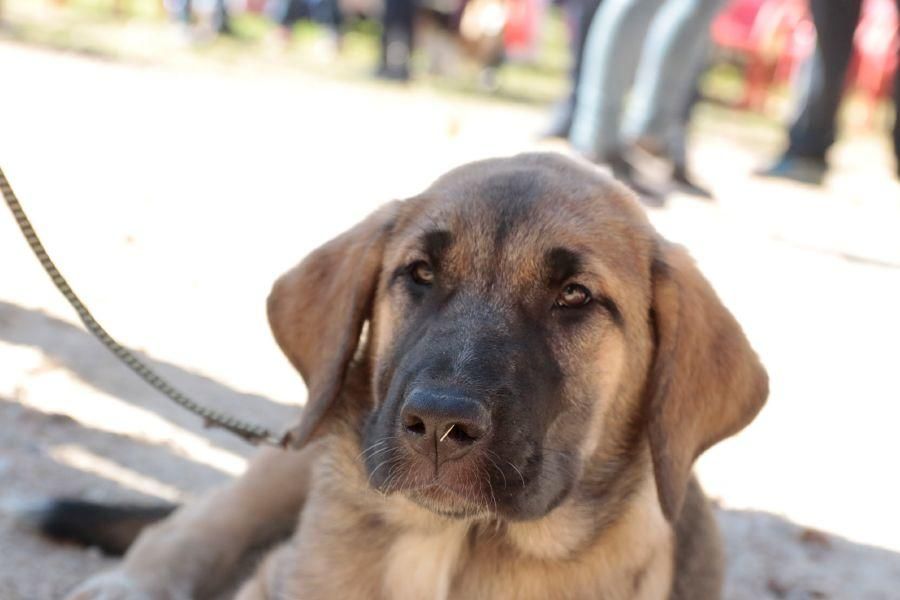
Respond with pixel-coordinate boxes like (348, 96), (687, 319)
(67, 153), (766, 600)
(230, 433), (673, 600)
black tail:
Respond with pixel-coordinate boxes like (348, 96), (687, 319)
(12, 498), (177, 556)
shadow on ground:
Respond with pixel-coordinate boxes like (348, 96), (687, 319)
(0, 300), (294, 457)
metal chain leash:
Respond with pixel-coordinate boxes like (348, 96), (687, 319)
(1, 166), (285, 447)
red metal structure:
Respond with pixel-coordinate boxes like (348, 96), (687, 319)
(711, 0), (897, 121)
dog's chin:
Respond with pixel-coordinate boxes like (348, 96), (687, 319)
(364, 446), (578, 522)
(368, 452), (497, 519)
(402, 485), (490, 519)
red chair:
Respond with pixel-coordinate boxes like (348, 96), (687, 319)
(503, 0), (545, 60)
(711, 0), (813, 111)
(848, 0), (899, 125)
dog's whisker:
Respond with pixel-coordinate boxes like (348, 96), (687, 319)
(381, 464), (402, 496)
(484, 450), (508, 489)
(356, 442), (387, 462)
(364, 445), (397, 462)
(367, 454), (399, 491)
(398, 467), (415, 495)
(356, 436), (400, 461)
(478, 463), (498, 517)
(506, 460), (526, 488)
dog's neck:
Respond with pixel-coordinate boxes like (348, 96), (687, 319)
(371, 460), (671, 600)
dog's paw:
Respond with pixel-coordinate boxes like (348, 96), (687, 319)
(65, 571), (188, 600)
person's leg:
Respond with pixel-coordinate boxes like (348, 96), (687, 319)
(784, 0), (862, 161)
(171, 0), (191, 24)
(668, 59), (715, 197)
(757, 0), (862, 183)
(317, 0), (344, 33)
(569, 0), (603, 103)
(621, 0), (726, 154)
(543, 0), (604, 138)
(618, 0), (726, 198)
(569, 0), (665, 160)
(210, 0), (231, 34)
(266, 0), (306, 44)
(378, 0), (417, 80)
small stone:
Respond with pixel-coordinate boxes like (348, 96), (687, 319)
(767, 578), (789, 598)
(799, 528), (831, 549)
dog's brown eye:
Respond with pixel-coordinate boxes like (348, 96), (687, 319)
(556, 283), (592, 308)
(409, 261), (434, 286)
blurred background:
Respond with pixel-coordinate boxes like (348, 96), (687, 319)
(1, 0), (899, 597)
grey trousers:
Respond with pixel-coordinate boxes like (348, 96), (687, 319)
(570, 0), (726, 161)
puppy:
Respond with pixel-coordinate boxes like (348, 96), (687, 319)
(58, 152), (767, 600)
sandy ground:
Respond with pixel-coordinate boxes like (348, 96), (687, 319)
(1, 39), (900, 599)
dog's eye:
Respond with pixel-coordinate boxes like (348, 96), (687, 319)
(556, 283), (592, 308)
(409, 261), (434, 286)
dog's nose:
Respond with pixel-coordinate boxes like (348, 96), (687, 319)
(400, 388), (490, 463)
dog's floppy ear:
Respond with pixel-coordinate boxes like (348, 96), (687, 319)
(268, 202), (400, 449)
(646, 241), (768, 521)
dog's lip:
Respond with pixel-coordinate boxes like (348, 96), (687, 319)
(404, 481), (489, 516)
(395, 475), (478, 500)
(421, 480), (467, 496)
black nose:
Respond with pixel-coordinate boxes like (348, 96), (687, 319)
(400, 388), (490, 463)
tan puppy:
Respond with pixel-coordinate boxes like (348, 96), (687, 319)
(65, 153), (767, 600)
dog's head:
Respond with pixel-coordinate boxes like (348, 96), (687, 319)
(268, 153), (767, 522)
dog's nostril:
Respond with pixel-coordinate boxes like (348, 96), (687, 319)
(447, 424), (479, 444)
(403, 414), (427, 437)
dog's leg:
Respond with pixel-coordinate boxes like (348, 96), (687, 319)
(232, 542), (296, 600)
(67, 445), (316, 600)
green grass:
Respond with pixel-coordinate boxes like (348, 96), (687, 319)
(8, 0), (880, 146)
(2, 0), (571, 106)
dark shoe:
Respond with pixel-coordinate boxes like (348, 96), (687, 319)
(672, 164), (713, 200)
(377, 37), (412, 82)
(755, 155), (827, 185)
(375, 64), (410, 82)
(210, 9), (234, 36)
(215, 21), (235, 36)
(605, 154), (666, 208)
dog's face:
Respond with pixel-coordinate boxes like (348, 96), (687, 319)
(268, 154), (767, 523)
(361, 161), (656, 520)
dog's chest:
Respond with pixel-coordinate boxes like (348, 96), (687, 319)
(381, 524), (469, 600)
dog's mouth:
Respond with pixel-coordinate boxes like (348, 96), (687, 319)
(364, 441), (538, 519)
(372, 453), (501, 517)
(402, 482), (492, 518)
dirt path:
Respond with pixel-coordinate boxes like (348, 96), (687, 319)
(1, 41), (899, 598)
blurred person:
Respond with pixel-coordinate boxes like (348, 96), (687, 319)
(758, 0), (900, 183)
(374, 0), (511, 82)
(542, 0), (605, 138)
(568, 0), (729, 200)
(267, 0), (307, 46)
(619, 0), (725, 197)
(168, 0), (233, 36)
(377, 0), (417, 80)
(266, 0), (344, 50)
